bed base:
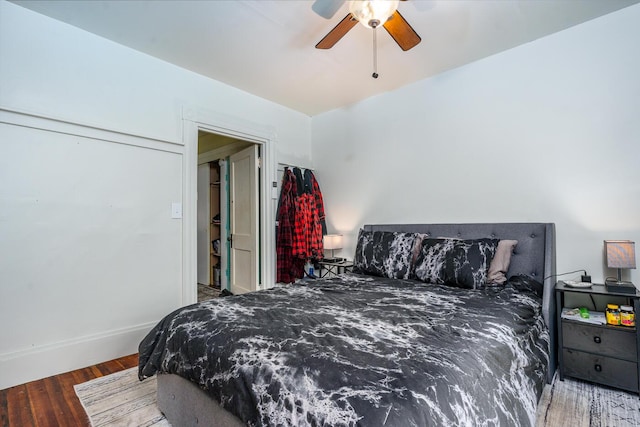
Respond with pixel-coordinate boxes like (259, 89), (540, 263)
(157, 373), (244, 427)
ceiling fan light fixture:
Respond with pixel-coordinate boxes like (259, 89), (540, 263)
(349, 0), (399, 29)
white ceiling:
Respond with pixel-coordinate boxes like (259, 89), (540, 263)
(12, 0), (639, 116)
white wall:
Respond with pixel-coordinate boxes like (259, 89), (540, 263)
(312, 4), (640, 285)
(0, 1), (311, 389)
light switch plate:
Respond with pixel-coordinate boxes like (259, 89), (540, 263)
(171, 202), (182, 219)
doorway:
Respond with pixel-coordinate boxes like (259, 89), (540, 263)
(182, 109), (277, 306)
(196, 130), (262, 300)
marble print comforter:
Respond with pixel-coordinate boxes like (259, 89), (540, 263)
(139, 273), (549, 427)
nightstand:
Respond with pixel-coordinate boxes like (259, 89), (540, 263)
(556, 281), (640, 394)
(319, 260), (353, 278)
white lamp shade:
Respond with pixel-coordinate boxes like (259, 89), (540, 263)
(323, 234), (343, 250)
(605, 240), (636, 269)
(349, 0), (399, 28)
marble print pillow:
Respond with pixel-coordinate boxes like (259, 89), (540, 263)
(353, 230), (417, 279)
(446, 238), (499, 289)
(413, 238), (499, 289)
(412, 238), (456, 285)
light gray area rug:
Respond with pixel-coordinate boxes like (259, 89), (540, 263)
(535, 374), (640, 427)
(74, 367), (169, 427)
(76, 368), (640, 426)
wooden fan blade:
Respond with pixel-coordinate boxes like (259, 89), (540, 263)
(315, 13), (357, 49)
(383, 10), (421, 51)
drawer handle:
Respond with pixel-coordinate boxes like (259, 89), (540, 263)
(593, 336), (601, 344)
(594, 364), (602, 372)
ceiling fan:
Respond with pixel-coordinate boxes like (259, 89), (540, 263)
(314, 0), (421, 52)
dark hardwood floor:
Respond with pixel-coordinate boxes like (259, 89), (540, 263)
(0, 353), (138, 427)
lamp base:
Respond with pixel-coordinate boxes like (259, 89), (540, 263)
(605, 279), (637, 294)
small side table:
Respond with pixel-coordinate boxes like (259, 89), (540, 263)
(556, 281), (640, 395)
(319, 260), (353, 278)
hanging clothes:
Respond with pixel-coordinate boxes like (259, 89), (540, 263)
(292, 167), (310, 260)
(292, 191), (313, 258)
(276, 166), (328, 283)
(304, 169), (327, 236)
(276, 169), (305, 283)
(293, 167), (304, 198)
(298, 169), (324, 259)
(292, 168), (324, 260)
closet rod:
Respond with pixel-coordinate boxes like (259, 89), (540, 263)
(277, 162), (314, 172)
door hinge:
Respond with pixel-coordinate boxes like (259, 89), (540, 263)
(258, 157), (262, 168)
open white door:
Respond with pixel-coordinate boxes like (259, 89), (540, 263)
(196, 164), (210, 284)
(229, 145), (259, 294)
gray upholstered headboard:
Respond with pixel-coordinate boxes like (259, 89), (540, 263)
(362, 223), (557, 382)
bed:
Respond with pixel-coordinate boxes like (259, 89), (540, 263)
(139, 222), (556, 426)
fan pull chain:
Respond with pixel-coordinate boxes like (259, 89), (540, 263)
(372, 28), (379, 79)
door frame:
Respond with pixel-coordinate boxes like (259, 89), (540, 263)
(182, 106), (276, 305)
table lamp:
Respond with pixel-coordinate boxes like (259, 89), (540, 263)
(323, 234), (343, 262)
(604, 240), (637, 294)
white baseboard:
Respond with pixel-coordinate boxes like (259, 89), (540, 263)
(0, 322), (156, 390)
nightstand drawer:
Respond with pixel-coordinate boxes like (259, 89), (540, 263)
(562, 322), (637, 361)
(563, 348), (639, 392)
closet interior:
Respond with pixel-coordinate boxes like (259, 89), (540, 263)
(209, 161), (221, 288)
